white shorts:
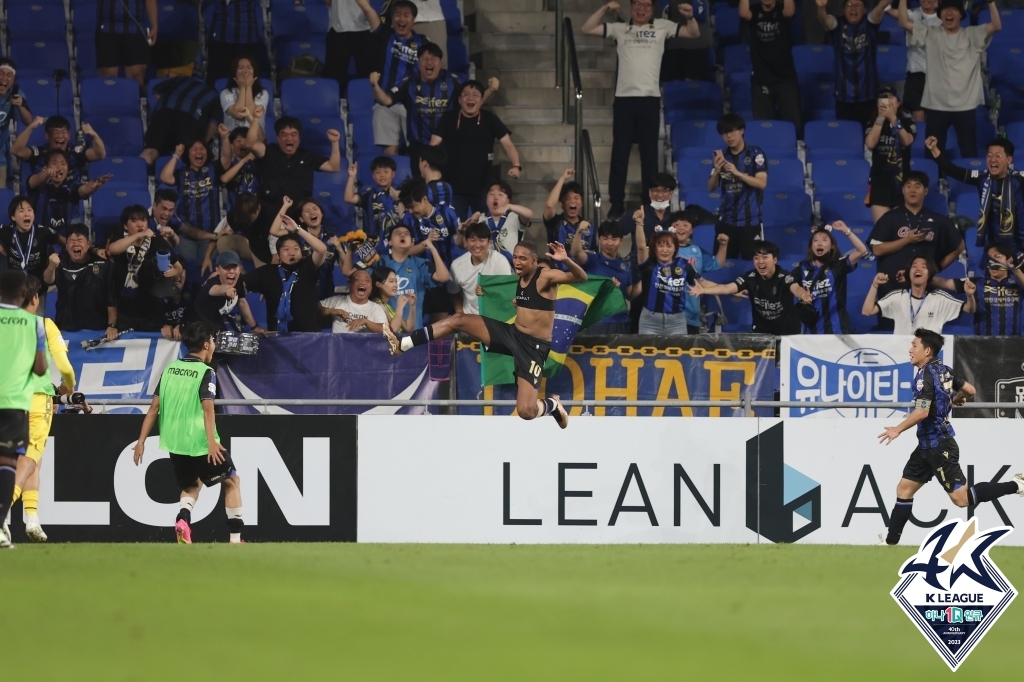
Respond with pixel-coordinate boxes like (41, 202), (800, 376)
(372, 102), (407, 147)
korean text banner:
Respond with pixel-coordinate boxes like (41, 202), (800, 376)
(455, 334), (777, 417)
(952, 337), (1024, 419)
(217, 333), (437, 414)
(779, 335), (953, 418)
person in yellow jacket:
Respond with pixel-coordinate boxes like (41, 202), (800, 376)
(1, 276), (78, 544)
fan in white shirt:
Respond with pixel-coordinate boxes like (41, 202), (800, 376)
(475, 180), (533, 258)
(862, 255), (975, 334)
(320, 269), (388, 333)
(448, 223), (513, 315)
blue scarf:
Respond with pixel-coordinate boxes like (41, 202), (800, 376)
(977, 173), (1024, 251)
(276, 265), (298, 332)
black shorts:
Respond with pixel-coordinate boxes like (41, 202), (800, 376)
(902, 438), (966, 493)
(422, 286), (455, 316)
(903, 72), (926, 113)
(95, 30), (150, 69)
(0, 409), (28, 457)
(169, 451), (237, 490)
(715, 222), (764, 260)
(144, 109), (207, 155)
(866, 178), (900, 209)
(481, 317), (551, 388)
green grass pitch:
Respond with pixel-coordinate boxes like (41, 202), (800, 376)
(4, 543), (1022, 680)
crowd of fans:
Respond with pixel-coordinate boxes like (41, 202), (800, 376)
(0, 0), (1021, 344)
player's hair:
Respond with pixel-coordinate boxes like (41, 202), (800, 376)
(987, 137), (1015, 158)
(0, 58), (16, 72)
(806, 228), (840, 263)
(398, 178), (428, 206)
(752, 241), (780, 259)
(597, 220), (624, 239)
(909, 255), (938, 287)
(275, 116), (302, 135)
(370, 265), (396, 303)
(667, 210), (692, 227)
(0, 270), (27, 302)
(488, 180), (513, 202)
(418, 144), (446, 171)
(464, 222), (491, 241)
(914, 328), (945, 358)
(21, 275), (41, 308)
(717, 113), (746, 135)
(648, 229), (678, 255)
(458, 80), (486, 97)
(8, 194), (32, 220)
(390, 0), (418, 18)
(229, 126), (249, 144)
(120, 204), (149, 226)
(294, 197), (323, 225)
(650, 172), (677, 192)
(45, 115), (72, 133)
(559, 181), (583, 203)
(516, 240), (540, 259)
(276, 233), (304, 252)
(419, 42), (444, 60)
(66, 223), (90, 240)
(226, 55), (265, 99)
(986, 243), (1015, 261)
(902, 170), (930, 189)
(42, 147), (69, 167)
(229, 193), (260, 225)
(182, 139), (209, 166)
(371, 156), (397, 172)
(154, 188), (179, 205)
(181, 322), (215, 353)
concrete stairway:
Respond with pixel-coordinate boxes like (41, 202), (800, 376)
(467, 0), (644, 223)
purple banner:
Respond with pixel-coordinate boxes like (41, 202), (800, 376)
(217, 333), (439, 414)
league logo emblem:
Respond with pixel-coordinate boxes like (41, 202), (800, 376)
(891, 518), (1016, 671)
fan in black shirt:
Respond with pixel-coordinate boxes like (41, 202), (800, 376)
(0, 196), (63, 282)
(191, 250), (264, 332)
(689, 240), (810, 334)
(740, 0), (803, 136)
(46, 224), (116, 332)
(246, 112), (341, 206)
(106, 205), (176, 332)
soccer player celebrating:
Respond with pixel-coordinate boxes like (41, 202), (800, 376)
(383, 241), (583, 426)
(133, 323), (244, 544)
(877, 329), (1024, 546)
(0, 271), (48, 549)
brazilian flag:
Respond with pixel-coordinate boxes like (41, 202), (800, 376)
(476, 275), (627, 386)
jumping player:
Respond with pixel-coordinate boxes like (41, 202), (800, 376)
(878, 328), (1024, 545)
(0, 270), (48, 549)
(383, 241), (584, 425)
(133, 323), (244, 544)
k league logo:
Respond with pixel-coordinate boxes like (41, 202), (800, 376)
(745, 423), (821, 543)
(891, 518), (1017, 671)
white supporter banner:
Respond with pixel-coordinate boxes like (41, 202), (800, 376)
(357, 416), (1024, 545)
(779, 335), (954, 418)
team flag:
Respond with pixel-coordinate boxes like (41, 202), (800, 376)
(476, 275), (627, 386)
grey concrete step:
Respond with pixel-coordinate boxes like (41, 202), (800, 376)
(495, 155), (643, 184)
(482, 48), (617, 71)
(491, 85), (615, 107)
(500, 141), (622, 165)
(479, 67), (614, 90)
(466, 0), (546, 13)
(508, 122), (615, 145)
(470, 31), (608, 52)
(475, 10), (595, 33)
(492, 104), (614, 124)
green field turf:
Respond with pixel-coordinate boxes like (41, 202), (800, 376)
(3, 543), (1022, 680)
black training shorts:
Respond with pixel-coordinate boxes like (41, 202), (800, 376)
(903, 72), (926, 113)
(481, 317), (551, 388)
(169, 451), (236, 490)
(0, 409), (28, 457)
(902, 438), (966, 493)
(95, 30), (150, 69)
(715, 222), (764, 260)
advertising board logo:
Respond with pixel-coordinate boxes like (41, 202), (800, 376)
(891, 519), (1016, 671)
(994, 374), (1024, 418)
(745, 422), (820, 543)
(789, 346), (913, 418)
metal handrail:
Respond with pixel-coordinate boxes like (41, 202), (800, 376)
(580, 128), (602, 223)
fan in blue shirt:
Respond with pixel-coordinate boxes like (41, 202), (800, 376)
(570, 220), (639, 334)
(669, 211), (729, 331)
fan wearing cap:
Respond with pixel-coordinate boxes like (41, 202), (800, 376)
(190, 250), (264, 334)
(898, 0), (1000, 159)
(634, 213), (697, 335)
(0, 58), (33, 190)
(865, 86), (917, 224)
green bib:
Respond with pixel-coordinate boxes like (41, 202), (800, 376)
(158, 358), (220, 457)
(0, 306), (42, 411)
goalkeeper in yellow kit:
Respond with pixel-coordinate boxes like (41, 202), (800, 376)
(0, 276), (78, 544)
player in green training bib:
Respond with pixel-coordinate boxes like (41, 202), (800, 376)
(0, 271), (49, 549)
(134, 322), (245, 544)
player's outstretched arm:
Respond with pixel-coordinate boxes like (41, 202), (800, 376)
(543, 242), (587, 285)
(878, 408), (929, 445)
(134, 395), (160, 465)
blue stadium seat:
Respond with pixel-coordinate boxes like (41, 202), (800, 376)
(879, 13), (901, 41)
(669, 119), (718, 151)
(88, 156), (149, 189)
(681, 189), (721, 217)
(441, 0), (463, 36)
(676, 158), (717, 193)
(975, 106), (997, 147)
(802, 81), (835, 122)
(804, 120), (864, 159)
(275, 39), (327, 72)
(8, 39), (70, 76)
(349, 111), (375, 158)
(726, 72), (752, 113)
(73, 1), (98, 36)
(766, 158), (805, 192)
(989, 47), (1024, 89)
(663, 80), (723, 113)
(665, 106), (723, 125)
(90, 187), (152, 243)
(74, 39), (99, 79)
(1004, 121), (1024, 147)
(945, 158), (986, 197)
(847, 259), (880, 333)
(146, 77), (168, 113)
(18, 77), (74, 118)
(355, 153), (412, 190)
(80, 77), (141, 119)
(313, 170), (358, 235)
(90, 116), (144, 156)
(712, 3), (741, 46)
(876, 45), (906, 84)
(793, 45), (834, 83)
(447, 38), (470, 77)
(0, 189), (15, 218)
(744, 120), (798, 158)
(715, 293), (753, 332)
(812, 157), (869, 193)
(346, 79), (374, 114)
(771, 226), (811, 257)
(908, 157), (939, 191)
(995, 83), (1024, 125)
(761, 190), (812, 229)
(817, 190), (872, 227)
(297, 116), (346, 158)
(157, 1), (200, 41)
(951, 189), (980, 222)
(281, 78), (340, 117)
(723, 44), (751, 76)
(923, 190), (948, 215)
(271, 2), (330, 44)
(6, 4), (67, 38)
